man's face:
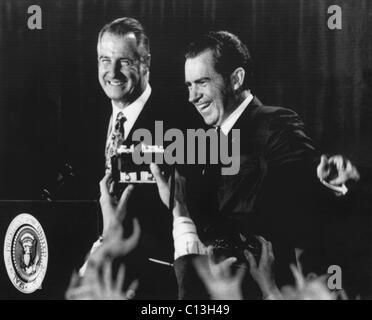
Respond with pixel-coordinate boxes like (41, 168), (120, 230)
(185, 50), (231, 127)
(97, 32), (148, 106)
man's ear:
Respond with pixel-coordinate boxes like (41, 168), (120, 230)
(146, 54), (151, 70)
(142, 54), (151, 74)
(230, 67), (245, 91)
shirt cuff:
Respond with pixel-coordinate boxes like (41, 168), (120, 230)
(173, 217), (207, 260)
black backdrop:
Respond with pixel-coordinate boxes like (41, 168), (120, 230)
(0, 0), (371, 199)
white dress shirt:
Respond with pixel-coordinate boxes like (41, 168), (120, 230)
(220, 91), (253, 135)
(110, 84), (152, 140)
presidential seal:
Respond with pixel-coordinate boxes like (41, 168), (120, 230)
(3, 213), (48, 294)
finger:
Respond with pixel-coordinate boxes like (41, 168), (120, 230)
(122, 218), (141, 254)
(206, 245), (214, 257)
(345, 160), (352, 173)
(317, 155), (329, 179)
(344, 160), (358, 180)
(150, 163), (171, 207)
(126, 279), (139, 300)
(244, 249), (257, 270)
(117, 184), (134, 220)
(108, 180), (115, 196)
(115, 264), (126, 291)
(320, 154), (328, 163)
(150, 163), (168, 187)
(217, 257), (237, 278)
(332, 155), (345, 170)
(235, 264), (247, 281)
(256, 235), (268, 243)
(256, 235), (268, 265)
(267, 241), (275, 260)
(174, 168), (182, 182)
(99, 173), (112, 200)
(67, 270), (80, 289)
(318, 155), (329, 169)
(206, 245), (219, 265)
(103, 260), (113, 291)
(193, 256), (213, 283)
(239, 233), (247, 243)
(328, 176), (345, 185)
(218, 257), (238, 270)
(290, 263), (305, 289)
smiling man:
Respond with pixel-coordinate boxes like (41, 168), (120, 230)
(184, 32), (254, 132)
(88, 17), (178, 299)
(181, 31), (325, 298)
(98, 31), (148, 108)
(97, 18), (152, 173)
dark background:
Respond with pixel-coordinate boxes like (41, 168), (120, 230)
(0, 0), (371, 199)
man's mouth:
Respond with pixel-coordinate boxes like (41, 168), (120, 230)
(108, 79), (126, 86)
(197, 102), (212, 112)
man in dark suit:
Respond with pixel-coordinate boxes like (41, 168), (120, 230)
(185, 31), (319, 239)
(82, 17), (178, 298)
(168, 30), (325, 299)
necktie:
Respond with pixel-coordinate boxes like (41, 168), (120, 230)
(105, 112), (126, 173)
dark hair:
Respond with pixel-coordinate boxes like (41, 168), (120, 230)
(98, 17), (150, 60)
(185, 31), (253, 90)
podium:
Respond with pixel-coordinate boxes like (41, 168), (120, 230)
(0, 200), (99, 299)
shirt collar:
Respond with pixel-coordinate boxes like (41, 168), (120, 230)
(111, 84), (151, 138)
(220, 92), (253, 135)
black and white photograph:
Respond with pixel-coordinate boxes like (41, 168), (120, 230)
(0, 0), (371, 304)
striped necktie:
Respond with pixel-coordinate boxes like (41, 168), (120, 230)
(105, 112), (126, 173)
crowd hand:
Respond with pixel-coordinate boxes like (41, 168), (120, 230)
(244, 236), (282, 300)
(99, 173), (134, 237)
(88, 218), (141, 268)
(280, 264), (336, 300)
(150, 163), (189, 219)
(193, 245), (245, 300)
(317, 154), (360, 186)
(65, 260), (139, 300)
(65, 219), (140, 300)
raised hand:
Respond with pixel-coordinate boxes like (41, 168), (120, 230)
(244, 236), (282, 299)
(99, 173), (134, 237)
(88, 218), (141, 268)
(280, 264), (336, 300)
(193, 246), (245, 300)
(66, 260), (139, 300)
(317, 154), (360, 186)
(65, 219), (141, 300)
(150, 163), (190, 219)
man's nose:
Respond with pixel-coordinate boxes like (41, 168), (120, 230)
(107, 61), (121, 78)
(188, 86), (202, 104)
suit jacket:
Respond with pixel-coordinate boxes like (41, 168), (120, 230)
(183, 96), (323, 296)
(189, 97), (318, 235)
(105, 92), (181, 299)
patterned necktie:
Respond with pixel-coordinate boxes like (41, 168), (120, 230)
(105, 112), (126, 173)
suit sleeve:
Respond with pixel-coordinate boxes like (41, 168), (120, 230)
(263, 108), (319, 166)
(253, 108), (326, 249)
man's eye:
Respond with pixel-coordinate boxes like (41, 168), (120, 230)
(100, 59), (110, 65)
(121, 60), (131, 67)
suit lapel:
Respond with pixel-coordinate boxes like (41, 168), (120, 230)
(217, 96), (267, 213)
(124, 95), (161, 146)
